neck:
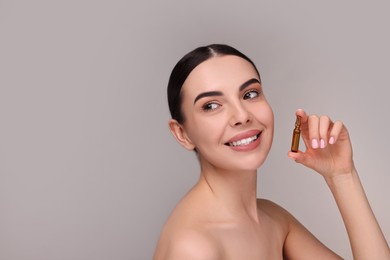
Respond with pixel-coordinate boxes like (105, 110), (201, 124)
(197, 166), (259, 222)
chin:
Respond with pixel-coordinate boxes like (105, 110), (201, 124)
(228, 153), (268, 172)
(199, 143), (271, 172)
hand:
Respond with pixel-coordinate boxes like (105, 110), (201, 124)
(287, 109), (355, 180)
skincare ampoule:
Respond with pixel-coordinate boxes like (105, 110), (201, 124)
(291, 115), (301, 153)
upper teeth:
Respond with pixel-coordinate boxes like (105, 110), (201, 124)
(229, 135), (258, 147)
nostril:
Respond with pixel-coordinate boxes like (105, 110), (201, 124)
(233, 116), (251, 126)
(229, 106), (252, 126)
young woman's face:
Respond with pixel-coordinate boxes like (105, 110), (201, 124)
(179, 55), (274, 172)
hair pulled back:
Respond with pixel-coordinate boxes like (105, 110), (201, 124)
(167, 44), (260, 124)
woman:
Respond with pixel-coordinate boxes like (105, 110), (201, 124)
(153, 44), (390, 259)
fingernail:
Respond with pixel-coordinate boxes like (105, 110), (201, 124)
(320, 139), (325, 148)
(329, 136), (335, 144)
(312, 139), (319, 149)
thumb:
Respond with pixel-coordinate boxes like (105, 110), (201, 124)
(287, 150), (312, 167)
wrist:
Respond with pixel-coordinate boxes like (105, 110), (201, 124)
(324, 167), (358, 189)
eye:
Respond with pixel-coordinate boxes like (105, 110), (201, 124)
(202, 102), (220, 112)
(243, 89), (260, 100)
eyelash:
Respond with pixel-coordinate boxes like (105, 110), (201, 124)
(202, 102), (220, 112)
(243, 89), (260, 100)
(201, 89), (261, 112)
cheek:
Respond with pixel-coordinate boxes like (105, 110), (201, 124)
(189, 117), (225, 146)
(253, 102), (274, 124)
(267, 105), (274, 124)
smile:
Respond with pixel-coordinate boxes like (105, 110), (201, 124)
(225, 133), (261, 147)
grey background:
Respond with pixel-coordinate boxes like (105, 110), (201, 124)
(1, 1), (389, 259)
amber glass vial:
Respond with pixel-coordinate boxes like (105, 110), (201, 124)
(291, 115), (301, 152)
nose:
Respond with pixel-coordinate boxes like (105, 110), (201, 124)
(229, 102), (252, 126)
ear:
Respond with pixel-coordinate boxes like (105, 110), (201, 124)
(168, 119), (196, 151)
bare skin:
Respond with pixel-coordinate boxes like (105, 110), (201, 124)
(153, 55), (390, 259)
(154, 180), (340, 259)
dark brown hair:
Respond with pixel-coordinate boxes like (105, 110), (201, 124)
(167, 44), (260, 123)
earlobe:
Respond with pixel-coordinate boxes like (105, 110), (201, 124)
(168, 119), (196, 151)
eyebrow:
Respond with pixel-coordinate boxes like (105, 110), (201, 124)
(239, 78), (261, 92)
(193, 78), (261, 104)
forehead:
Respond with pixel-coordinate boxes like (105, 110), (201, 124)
(182, 55), (259, 95)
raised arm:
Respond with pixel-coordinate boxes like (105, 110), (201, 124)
(288, 109), (390, 260)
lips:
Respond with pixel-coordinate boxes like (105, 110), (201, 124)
(224, 130), (262, 147)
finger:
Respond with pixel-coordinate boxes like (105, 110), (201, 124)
(294, 109), (312, 148)
(329, 120), (344, 144)
(319, 115), (331, 148)
(287, 150), (302, 162)
(295, 108), (308, 124)
(308, 115), (320, 149)
(287, 150), (314, 169)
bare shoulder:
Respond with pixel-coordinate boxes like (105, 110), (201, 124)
(257, 198), (293, 223)
(154, 189), (222, 260)
(154, 227), (221, 260)
(257, 199), (342, 259)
